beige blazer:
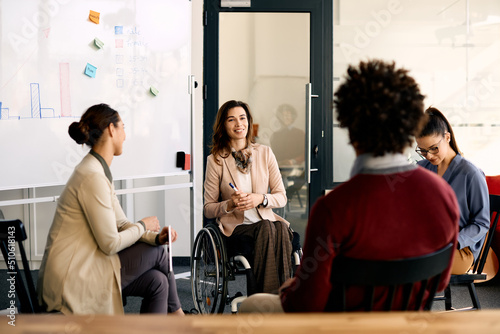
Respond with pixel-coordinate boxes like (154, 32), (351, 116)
(204, 143), (289, 236)
(37, 153), (157, 315)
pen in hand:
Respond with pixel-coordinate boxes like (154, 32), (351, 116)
(229, 182), (241, 210)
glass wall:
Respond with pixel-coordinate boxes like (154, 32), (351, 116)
(333, 0), (500, 181)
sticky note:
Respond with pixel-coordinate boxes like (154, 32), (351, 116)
(84, 63), (97, 78)
(89, 10), (100, 24)
(94, 37), (104, 49)
(150, 86), (159, 96)
(115, 26), (123, 35)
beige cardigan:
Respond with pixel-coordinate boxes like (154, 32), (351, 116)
(204, 143), (288, 236)
(37, 153), (158, 315)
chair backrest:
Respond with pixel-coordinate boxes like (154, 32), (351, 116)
(328, 243), (453, 312)
(472, 194), (500, 275)
(0, 219), (42, 313)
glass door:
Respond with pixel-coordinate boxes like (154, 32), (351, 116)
(219, 12), (310, 237)
(203, 0), (333, 242)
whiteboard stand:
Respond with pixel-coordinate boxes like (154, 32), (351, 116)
(124, 180), (135, 221)
(189, 75), (197, 258)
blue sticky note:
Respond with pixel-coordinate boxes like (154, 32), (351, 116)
(85, 63), (97, 78)
(115, 26), (123, 35)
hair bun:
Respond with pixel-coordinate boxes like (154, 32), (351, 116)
(68, 121), (89, 145)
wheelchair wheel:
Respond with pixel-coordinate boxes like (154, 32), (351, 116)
(191, 227), (228, 314)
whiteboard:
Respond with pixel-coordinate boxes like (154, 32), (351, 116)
(0, 0), (191, 190)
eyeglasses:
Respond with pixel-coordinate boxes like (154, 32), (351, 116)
(415, 137), (444, 157)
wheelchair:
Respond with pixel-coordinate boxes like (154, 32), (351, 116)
(191, 222), (302, 314)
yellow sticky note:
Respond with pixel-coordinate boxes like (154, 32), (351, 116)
(89, 10), (100, 24)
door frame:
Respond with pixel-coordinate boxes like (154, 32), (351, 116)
(203, 0), (333, 212)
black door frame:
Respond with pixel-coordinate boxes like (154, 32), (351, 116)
(203, 0), (333, 212)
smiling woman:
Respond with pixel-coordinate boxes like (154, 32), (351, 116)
(204, 100), (292, 294)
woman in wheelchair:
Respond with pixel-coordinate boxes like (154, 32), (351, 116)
(204, 100), (293, 294)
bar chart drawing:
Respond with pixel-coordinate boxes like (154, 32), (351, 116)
(0, 102), (18, 120)
(30, 83), (55, 118)
(0, 80), (75, 121)
(59, 63), (72, 117)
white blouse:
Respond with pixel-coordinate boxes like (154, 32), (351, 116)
(238, 171), (262, 224)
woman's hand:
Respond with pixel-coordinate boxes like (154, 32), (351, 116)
(141, 216), (160, 232)
(158, 226), (178, 245)
(230, 192), (265, 211)
(279, 277), (296, 297)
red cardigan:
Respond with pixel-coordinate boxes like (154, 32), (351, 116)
(281, 166), (459, 312)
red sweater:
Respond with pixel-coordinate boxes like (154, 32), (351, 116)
(281, 166), (459, 312)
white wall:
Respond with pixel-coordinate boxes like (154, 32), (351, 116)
(333, 0), (500, 181)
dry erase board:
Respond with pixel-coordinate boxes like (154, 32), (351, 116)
(0, 0), (191, 190)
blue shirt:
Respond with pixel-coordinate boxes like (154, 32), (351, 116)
(418, 154), (489, 260)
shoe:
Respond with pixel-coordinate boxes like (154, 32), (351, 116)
(183, 308), (199, 315)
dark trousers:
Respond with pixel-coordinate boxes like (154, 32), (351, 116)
(118, 242), (181, 313)
(226, 220), (293, 294)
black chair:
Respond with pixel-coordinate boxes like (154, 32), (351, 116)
(328, 243), (453, 312)
(438, 194), (500, 311)
(0, 219), (43, 313)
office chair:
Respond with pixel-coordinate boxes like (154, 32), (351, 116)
(438, 194), (500, 311)
(0, 219), (43, 313)
(328, 243), (453, 312)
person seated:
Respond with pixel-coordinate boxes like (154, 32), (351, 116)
(270, 103), (305, 168)
(37, 104), (184, 315)
(270, 104), (306, 207)
(240, 59), (460, 312)
(204, 100), (292, 294)
(416, 107), (495, 278)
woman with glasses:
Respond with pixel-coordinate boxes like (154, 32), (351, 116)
(416, 107), (491, 275)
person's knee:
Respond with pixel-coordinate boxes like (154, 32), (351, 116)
(259, 220), (275, 235)
(145, 270), (169, 296)
(239, 293), (284, 313)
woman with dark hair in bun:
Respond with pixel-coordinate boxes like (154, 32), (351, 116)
(416, 107), (496, 277)
(37, 104), (184, 315)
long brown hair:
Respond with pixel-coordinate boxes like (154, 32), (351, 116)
(210, 100), (255, 163)
(418, 107), (461, 155)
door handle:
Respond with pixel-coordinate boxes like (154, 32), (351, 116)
(305, 83), (319, 184)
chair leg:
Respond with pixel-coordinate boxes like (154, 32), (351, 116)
(467, 283), (481, 310)
(296, 190), (303, 208)
(444, 285), (452, 311)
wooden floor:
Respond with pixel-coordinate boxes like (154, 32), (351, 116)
(3, 310), (500, 334)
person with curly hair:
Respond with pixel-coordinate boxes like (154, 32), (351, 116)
(240, 60), (459, 313)
(416, 107), (495, 278)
